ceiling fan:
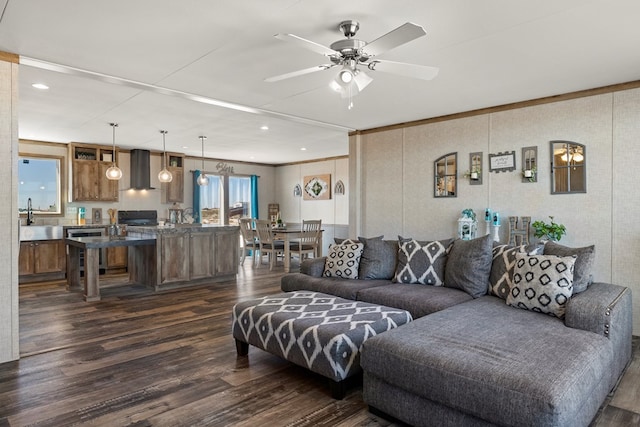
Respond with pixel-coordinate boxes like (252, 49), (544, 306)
(265, 20), (439, 103)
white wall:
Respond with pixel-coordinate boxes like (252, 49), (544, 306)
(350, 88), (640, 334)
(275, 158), (349, 253)
(0, 57), (19, 363)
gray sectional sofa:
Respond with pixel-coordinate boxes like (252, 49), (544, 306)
(280, 234), (633, 427)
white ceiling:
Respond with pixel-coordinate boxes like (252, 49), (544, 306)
(2, 0), (640, 164)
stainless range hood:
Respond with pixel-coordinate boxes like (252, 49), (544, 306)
(129, 149), (155, 190)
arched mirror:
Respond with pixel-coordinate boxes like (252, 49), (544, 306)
(434, 152), (457, 197)
(550, 141), (586, 194)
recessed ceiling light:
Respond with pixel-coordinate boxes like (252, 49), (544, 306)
(249, 156), (255, 160)
(260, 125), (269, 131)
(32, 83), (49, 90)
(182, 146), (189, 149)
(300, 147), (307, 151)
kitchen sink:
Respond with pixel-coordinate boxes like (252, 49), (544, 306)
(19, 225), (64, 241)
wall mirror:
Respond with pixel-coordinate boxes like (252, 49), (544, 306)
(469, 152), (482, 185)
(434, 152), (457, 197)
(521, 146), (537, 183)
(550, 141), (586, 193)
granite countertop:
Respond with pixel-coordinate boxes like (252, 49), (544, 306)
(127, 224), (239, 235)
(65, 236), (156, 249)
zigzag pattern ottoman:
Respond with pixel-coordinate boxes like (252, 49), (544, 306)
(232, 291), (412, 399)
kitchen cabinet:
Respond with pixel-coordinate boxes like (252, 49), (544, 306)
(162, 153), (185, 203)
(159, 232), (190, 284)
(189, 231), (215, 280)
(69, 143), (119, 202)
(19, 240), (66, 283)
(215, 229), (240, 276)
(105, 246), (128, 274)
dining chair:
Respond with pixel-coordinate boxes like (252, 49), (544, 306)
(254, 219), (285, 270)
(290, 219), (322, 262)
(239, 218), (259, 266)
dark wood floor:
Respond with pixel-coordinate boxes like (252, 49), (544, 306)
(1, 264), (639, 426)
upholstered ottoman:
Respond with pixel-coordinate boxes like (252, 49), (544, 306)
(232, 291), (412, 398)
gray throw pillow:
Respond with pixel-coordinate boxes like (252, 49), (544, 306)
(543, 241), (595, 294)
(489, 242), (544, 299)
(444, 234), (493, 298)
(394, 239), (449, 285)
(358, 236), (398, 280)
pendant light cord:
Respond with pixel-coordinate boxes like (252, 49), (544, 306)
(161, 130), (167, 168)
(111, 123), (118, 165)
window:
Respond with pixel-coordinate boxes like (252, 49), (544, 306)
(18, 154), (63, 216)
(200, 175), (223, 224)
(550, 141), (586, 194)
(200, 175), (252, 225)
(228, 176), (251, 225)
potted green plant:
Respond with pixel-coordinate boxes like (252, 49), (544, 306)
(463, 168), (481, 181)
(522, 165), (537, 182)
(531, 216), (566, 241)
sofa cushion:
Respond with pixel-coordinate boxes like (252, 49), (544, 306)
(444, 234), (493, 298)
(489, 242), (543, 299)
(323, 240), (364, 279)
(356, 283), (472, 319)
(394, 239), (450, 286)
(360, 296), (615, 427)
(543, 241), (595, 294)
(281, 273), (392, 300)
(507, 253), (576, 319)
(358, 236), (398, 280)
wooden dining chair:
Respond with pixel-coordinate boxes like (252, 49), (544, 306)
(254, 219), (285, 270)
(290, 219), (322, 261)
(239, 218), (259, 266)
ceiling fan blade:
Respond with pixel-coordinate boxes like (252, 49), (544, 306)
(363, 22), (427, 57)
(265, 64), (335, 82)
(367, 59), (439, 80)
(274, 33), (337, 57)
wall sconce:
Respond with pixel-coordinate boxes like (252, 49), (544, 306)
(521, 146), (537, 183)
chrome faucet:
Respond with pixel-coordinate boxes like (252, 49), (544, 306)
(26, 197), (34, 226)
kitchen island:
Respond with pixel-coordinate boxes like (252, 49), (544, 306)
(66, 236), (157, 301)
(127, 224), (239, 292)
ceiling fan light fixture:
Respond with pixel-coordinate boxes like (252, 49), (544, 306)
(353, 69), (373, 91)
(338, 67), (353, 84)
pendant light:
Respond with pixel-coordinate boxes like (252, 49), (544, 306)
(105, 123), (123, 180)
(157, 130), (173, 183)
(197, 135), (209, 186)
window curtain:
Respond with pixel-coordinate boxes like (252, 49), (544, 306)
(250, 175), (259, 219)
(193, 169), (202, 223)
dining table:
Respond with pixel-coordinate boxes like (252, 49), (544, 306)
(272, 228), (324, 273)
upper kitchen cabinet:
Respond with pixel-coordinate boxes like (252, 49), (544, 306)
(162, 153), (185, 203)
(69, 143), (119, 202)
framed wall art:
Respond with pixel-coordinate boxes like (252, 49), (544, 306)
(303, 174), (331, 200)
(489, 151), (516, 173)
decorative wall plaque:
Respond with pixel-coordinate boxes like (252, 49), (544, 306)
(489, 151), (516, 173)
(303, 174), (331, 200)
